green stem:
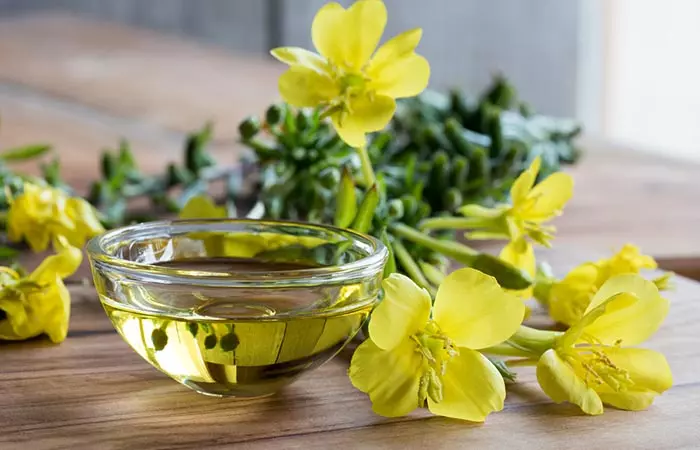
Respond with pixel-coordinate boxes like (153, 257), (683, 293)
(507, 325), (561, 357)
(483, 343), (536, 358)
(419, 216), (478, 231)
(390, 222), (478, 261)
(393, 239), (435, 295)
(356, 146), (376, 187)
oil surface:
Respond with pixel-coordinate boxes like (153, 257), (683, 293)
(102, 258), (371, 397)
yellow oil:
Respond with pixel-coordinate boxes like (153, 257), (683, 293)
(101, 258), (372, 397)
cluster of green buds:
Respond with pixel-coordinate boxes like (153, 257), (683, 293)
(81, 124), (237, 226)
(238, 104), (357, 223)
(382, 76), (581, 213)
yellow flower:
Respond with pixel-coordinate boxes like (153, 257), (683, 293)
(0, 236), (82, 343)
(7, 183), (104, 252)
(547, 244), (672, 326)
(270, 0), (430, 147)
(349, 269), (525, 421)
(537, 274), (672, 415)
(179, 195), (227, 219)
(459, 157), (574, 246)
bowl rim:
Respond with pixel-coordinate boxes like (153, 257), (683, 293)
(87, 218), (388, 290)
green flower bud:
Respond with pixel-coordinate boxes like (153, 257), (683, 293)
(101, 153), (116, 180)
(387, 198), (404, 219)
(238, 116), (261, 140)
(265, 104), (284, 126)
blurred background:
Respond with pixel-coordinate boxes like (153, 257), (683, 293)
(0, 0), (697, 161)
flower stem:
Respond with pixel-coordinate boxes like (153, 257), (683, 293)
(356, 146), (376, 187)
(390, 223), (478, 260)
(393, 239), (435, 295)
(507, 325), (561, 357)
(483, 343), (536, 358)
(419, 216), (477, 231)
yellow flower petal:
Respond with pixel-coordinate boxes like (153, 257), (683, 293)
(427, 348), (505, 422)
(368, 28), (422, 75)
(369, 273), (431, 350)
(499, 239), (535, 298)
(349, 338), (423, 417)
(311, 2), (346, 64)
(341, 0), (387, 70)
(278, 67), (338, 108)
(597, 389), (659, 412)
(509, 157), (540, 206)
(432, 268), (524, 350)
(269, 47), (329, 75)
(548, 262), (599, 326)
(602, 347), (673, 395)
(179, 195), (227, 219)
(30, 239), (82, 283)
(523, 172), (574, 222)
(537, 349), (604, 415)
(43, 276), (71, 343)
(584, 275), (669, 346)
(370, 53), (430, 99)
(331, 94), (395, 147)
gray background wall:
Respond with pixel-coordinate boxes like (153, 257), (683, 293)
(0, 0), (582, 117)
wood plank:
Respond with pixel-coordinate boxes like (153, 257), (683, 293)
(1, 250), (698, 449)
(554, 140), (700, 258)
(0, 14), (283, 141)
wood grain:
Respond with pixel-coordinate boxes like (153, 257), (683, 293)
(1, 259), (699, 449)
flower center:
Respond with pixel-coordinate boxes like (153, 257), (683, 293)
(412, 320), (459, 405)
(562, 343), (633, 392)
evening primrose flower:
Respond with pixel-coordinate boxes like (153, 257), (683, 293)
(537, 274), (672, 415)
(0, 236), (82, 343)
(7, 183), (104, 252)
(458, 157), (573, 245)
(349, 269), (525, 421)
(547, 244), (672, 326)
(456, 157), (572, 297)
(270, 0), (430, 147)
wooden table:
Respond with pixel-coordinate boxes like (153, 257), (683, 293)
(1, 14), (700, 449)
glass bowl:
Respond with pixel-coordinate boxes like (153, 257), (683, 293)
(87, 219), (387, 397)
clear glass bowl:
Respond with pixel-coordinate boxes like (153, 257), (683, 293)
(87, 219), (388, 397)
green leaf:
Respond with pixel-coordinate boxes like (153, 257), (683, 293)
(334, 167), (357, 228)
(0, 144), (50, 162)
(351, 185), (379, 234)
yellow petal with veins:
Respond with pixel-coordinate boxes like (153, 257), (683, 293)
(427, 348), (506, 422)
(369, 273), (431, 350)
(537, 349), (604, 415)
(278, 67), (338, 108)
(341, 0), (387, 70)
(349, 338), (423, 417)
(331, 94), (395, 147)
(523, 172), (574, 222)
(270, 47), (329, 76)
(311, 2), (346, 64)
(584, 275), (669, 347)
(371, 53), (430, 99)
(509, 157), (540, 207)
(432, 268), (524, 350)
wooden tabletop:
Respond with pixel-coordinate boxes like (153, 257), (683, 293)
(1, 14), (700, 449)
